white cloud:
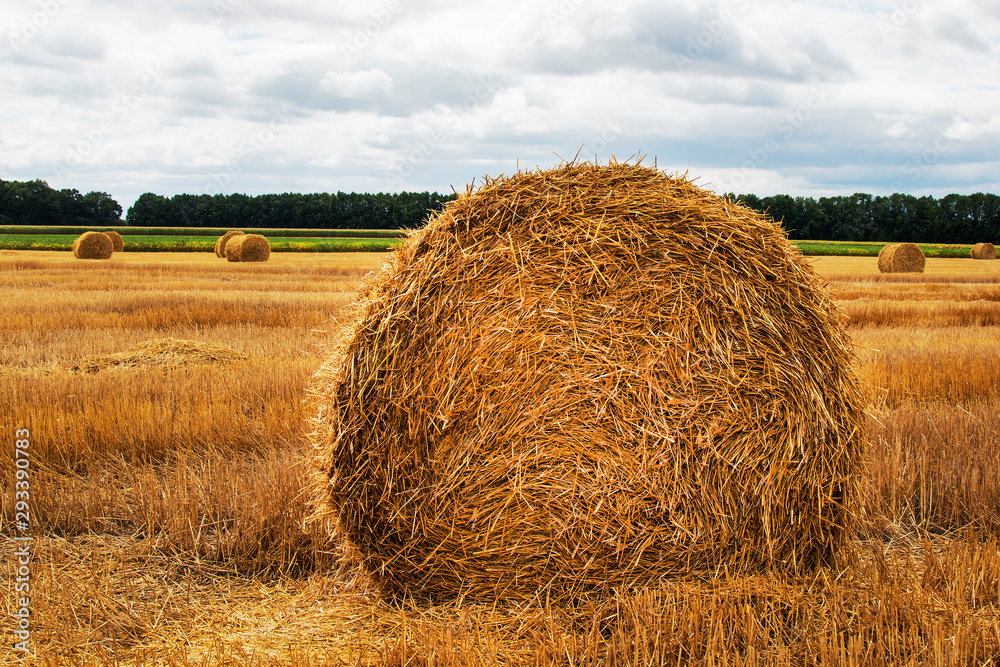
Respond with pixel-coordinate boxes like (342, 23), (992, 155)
(944, 116), (1000, 141)
(320, 69), (393, 98)
(884, 122), (909, 138)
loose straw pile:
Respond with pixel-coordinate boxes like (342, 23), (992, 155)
(72, 338), (248, 372)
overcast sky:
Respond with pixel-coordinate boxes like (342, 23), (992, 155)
(1, 0), (998, 214)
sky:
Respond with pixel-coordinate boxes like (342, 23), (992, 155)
(1, 0), (998, 215)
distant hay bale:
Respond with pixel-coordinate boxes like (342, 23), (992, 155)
(311, 161), (868, 601)
(226, 234), (270, 262)
(876, 245), (896, 273)
(972, 242), (996, 260)
(104, 230), (124, 253)
(878, 243), (925, 273)
(215, 230), (245, 258)
(72, 231), (114, 260)
(70, 337), (249, 373)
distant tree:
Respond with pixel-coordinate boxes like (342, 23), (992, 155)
(126, 193), (181, 227)
(912, 195), (942, 242)
(0, 179), (122, 226)
(795, 196), (828, 240)
(975, 193), (1000, 241)
(734, 193), (762, 212)
(13, 180), (62, 225)
(939, 192), (1000, 243)
(818, 195), (869, 241)
(82, 191), (123, 222)
(759, 194), (797, 235)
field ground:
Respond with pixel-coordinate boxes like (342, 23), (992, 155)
(1, 251), (999, 664)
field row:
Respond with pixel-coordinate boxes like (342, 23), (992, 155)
(0, 233), (402, 252)
(1, 230), (991, 256)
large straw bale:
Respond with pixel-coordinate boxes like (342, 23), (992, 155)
(226, 234), (270, 262)
(103, 230), (124, 252)
(972, 242), (996, 260)
(312, 161), (868, 601)
(878, 243), (925, 273)
(73, 231), (114, 259)
(215, 230), (245, 258)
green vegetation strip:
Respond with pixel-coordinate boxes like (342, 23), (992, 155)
(0, 234), (403, 252)
(0, 231), (975, 257)
(792, 240), (972, 258)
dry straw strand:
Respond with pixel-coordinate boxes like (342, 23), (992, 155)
(104, 230), (124, 253)
(311, 160), (868, 602)
(878, 243), (925, 273)
(73, 231), (114, 259)
(215, 230), (245, 258)
(971, 242), (996, 260)
(227, 234), (270, 262)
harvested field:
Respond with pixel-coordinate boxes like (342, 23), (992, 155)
(1, 250), (998, 664)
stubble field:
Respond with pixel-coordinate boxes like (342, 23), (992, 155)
(1, 249), (999, 665)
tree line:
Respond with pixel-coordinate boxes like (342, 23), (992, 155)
(733, 192), (1000, 244)
(2, 179), (997, 242)
(0, 179), (123, 227)
(126, 191), (456, 230)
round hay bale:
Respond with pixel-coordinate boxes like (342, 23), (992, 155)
(72, 231), (114, 260)
(215, 230), (245, 258)
(103, 230), (124, 253)
(876, 244), (897, 273)
(226, 234), (270, 262)
(877, 243), (925, 273)
(312, 162), (868, 601)
(972, 242), (996, 260)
